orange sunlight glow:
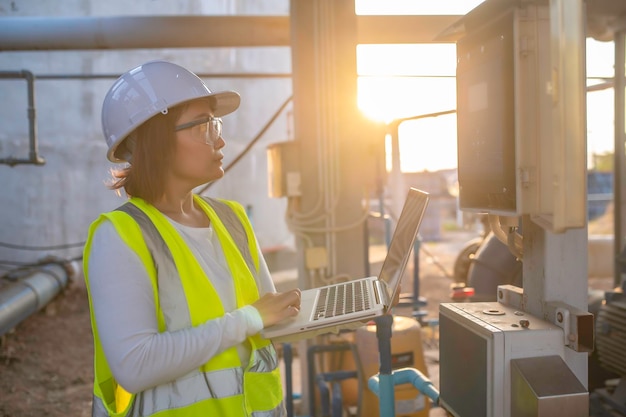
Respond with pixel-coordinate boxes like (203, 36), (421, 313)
(357, 44), (458, 172)
(353, 1), (485, 173)
(355, 5), (616, 173)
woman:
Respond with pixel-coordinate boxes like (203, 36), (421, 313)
(83, 60), (301, 417)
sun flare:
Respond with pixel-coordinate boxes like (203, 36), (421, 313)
(357, 43), (459, 172)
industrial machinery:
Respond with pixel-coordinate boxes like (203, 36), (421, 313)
(440, 300), (587, 416)
(436, 0), (596, 415)
(590, 246), (626, 416)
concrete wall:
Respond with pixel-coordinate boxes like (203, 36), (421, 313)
(0, 0), (295, 268)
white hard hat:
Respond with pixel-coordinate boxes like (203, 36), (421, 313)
(101, 60), (240, 163)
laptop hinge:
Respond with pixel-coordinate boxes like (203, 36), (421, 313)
(374, 280), (390, 307)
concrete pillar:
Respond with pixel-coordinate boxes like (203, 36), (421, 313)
(288, 1), (385, 412)
(289, 0), (384, 287)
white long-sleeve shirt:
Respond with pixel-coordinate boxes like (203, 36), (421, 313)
(87, 218), (274, 393)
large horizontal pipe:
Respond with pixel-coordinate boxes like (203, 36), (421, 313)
(0, 261), (75, 336)
(0, 15), (461, 51)
(0, 16), (291, 50)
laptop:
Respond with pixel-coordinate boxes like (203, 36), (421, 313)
(261, 187), (430, 342)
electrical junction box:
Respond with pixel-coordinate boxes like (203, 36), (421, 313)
(439, 301), (569, 417)
(266, 140), (301, 198)
(449, 0), (587, 232)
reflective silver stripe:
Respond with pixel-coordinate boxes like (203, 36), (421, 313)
(92, 393), (285, 417)
(116, 203), (191, 330)
(127, 368), (244, 416)
(92, 395), (114, 417)
(252, 401), (287, 417)
(116, 204), (176, 267)
(200, 197), (257, 278)
(250, 344), (279, 373)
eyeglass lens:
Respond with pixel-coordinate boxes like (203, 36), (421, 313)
(198, 118), (222, 145)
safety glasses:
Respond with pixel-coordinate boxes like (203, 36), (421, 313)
(174, 116), (223, 146)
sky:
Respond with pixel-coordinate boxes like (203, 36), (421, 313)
(354, 1), (617, 172)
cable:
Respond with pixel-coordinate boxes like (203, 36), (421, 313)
(198, 95), (293, 194)
(0, 242), (84, 271)
(417, 243), (453, 279)
(488, 214), (523, 259)
(0, 240), (85, 250)
(1, 255), (82, 279)
(0, 260), (35, 267)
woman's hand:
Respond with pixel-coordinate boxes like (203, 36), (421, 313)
(252, 289), (301, 328)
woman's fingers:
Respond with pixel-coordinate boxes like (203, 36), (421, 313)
(252, 289), (301, 327)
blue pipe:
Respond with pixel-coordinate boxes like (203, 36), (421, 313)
(374, 315), (394, 416)
(307, 343), (360, 417)
(315, 374), (331, 416)
(376, 373), (397, 415)
(368, 367), (440, 406)
(370, 315), (440, 416)
(315, 370), (358, 417)
(331, 381), (343, 417)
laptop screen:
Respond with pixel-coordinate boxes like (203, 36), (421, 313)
(377, 188), (430, 303)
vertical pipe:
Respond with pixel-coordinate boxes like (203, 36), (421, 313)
(374, 314), (395, 416)
(413, 238), (421, 306)
(282, 343), (294, 417)
(23, 70), (43, 164)
(614, 31), (626, 288)
(389, 123), (406, 221)
(0, 71), (45, 166)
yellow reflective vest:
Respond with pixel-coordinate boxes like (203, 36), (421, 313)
(83, 195), (284, 417)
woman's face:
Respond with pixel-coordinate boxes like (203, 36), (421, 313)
(170, 99), (226, 188)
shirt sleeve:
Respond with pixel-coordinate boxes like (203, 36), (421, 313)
(87, 220), (258, 393)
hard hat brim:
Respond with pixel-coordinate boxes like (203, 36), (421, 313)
(211, 90), (241, 117)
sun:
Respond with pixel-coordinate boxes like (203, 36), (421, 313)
(357, 43), (459, 172)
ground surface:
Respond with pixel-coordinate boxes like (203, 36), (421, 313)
(0, 281), (93, 417)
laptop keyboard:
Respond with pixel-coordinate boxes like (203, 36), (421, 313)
(313, 280), (372, 320)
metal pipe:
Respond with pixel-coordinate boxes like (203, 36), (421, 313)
(0, 261), (74, 337)
(0, 15), (461, 51)
(0, 70), (45, 166)
(0, 16), (291, 50)
(33, 73), (292, 80)
(615, 30), (626, 288)
(368, 367), (440, 405)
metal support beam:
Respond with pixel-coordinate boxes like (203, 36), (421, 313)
(356, 15), (461, 44)
(288, 1), (388, 412)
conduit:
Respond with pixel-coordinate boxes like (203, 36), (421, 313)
(0, 70), (45, 166)
(0, 260), (75, 337)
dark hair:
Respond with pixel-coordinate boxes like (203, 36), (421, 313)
(107, 105), (186, 203)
